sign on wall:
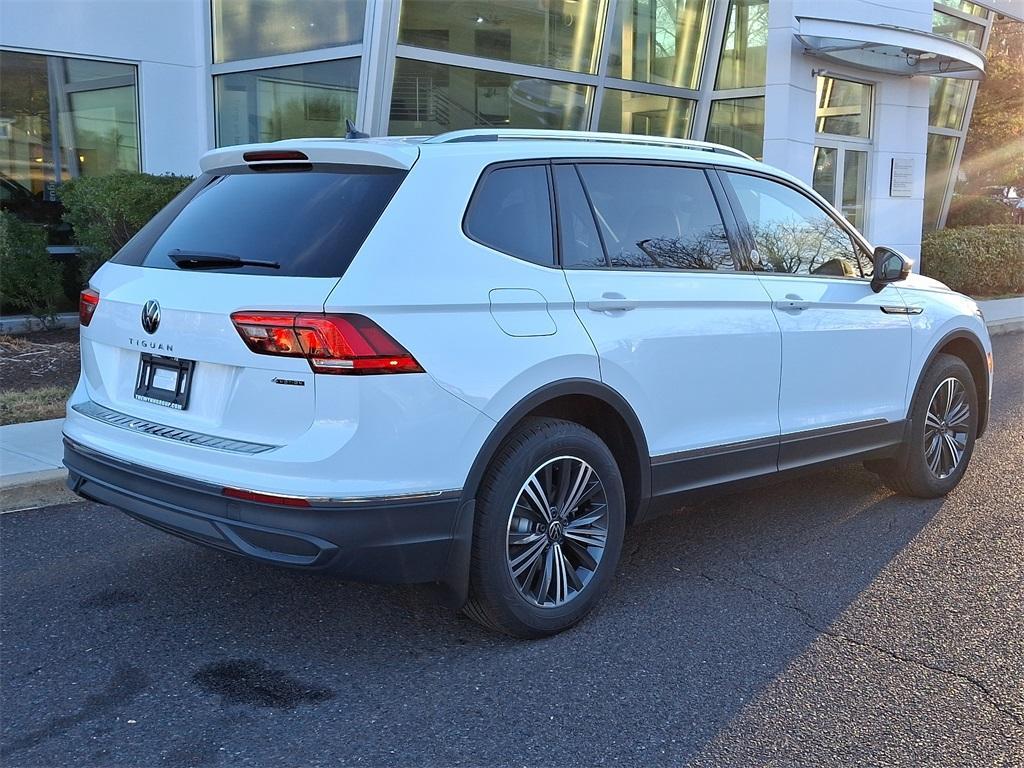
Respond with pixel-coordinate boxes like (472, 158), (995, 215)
(890, 158), (916, 198)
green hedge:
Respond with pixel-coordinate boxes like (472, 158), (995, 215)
(0, 211), (63, 317)
(58, 171), (193, 281)
(922, 225), (1024, 297)
(945, 195), (1014, 228)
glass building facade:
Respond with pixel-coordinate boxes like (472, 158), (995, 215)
(0, 50), (140, 242)
(206, 0), (769, 155)
(924, 0), (994, 230)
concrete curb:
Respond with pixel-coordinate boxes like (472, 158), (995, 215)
(0, 313), (79, 335)
(987, 319), (1024, 337)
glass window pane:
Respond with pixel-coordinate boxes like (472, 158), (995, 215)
(597, 89), (694, 138)
(812, 146), (837, 203)
(0, 51), (139, 243)
(553, 165), (606, 269)
(397, 0), (604, 74)
(841, 149), (868, 231)
(815, 76), (872, 138)
(715, 0), (768, 90)
(0, 51), (56, 200)
(124, 167), (407, 278)
(465, 165), (553, 266)
(215, 59), (360, 147)
(924, 134), (958, 230)
(606, 0), (713, 90)
(212, 0), (366, 63)
(706, 96), (764, 159)
(932, 10), (985, 48)
(726, 172), (861, 277)
(63, 58), (135, 83)
(936, 0), (989, 17)
(63, 86), (140, 176)
(929, 77), (972, 130)
(577, 164), (734, 271)
(388, 59), (592, 135)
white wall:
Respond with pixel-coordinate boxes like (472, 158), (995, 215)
(762, 0), (934, 260)
(0, 0), (210, 176)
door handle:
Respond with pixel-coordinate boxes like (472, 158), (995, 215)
(588, 292), (637, 313)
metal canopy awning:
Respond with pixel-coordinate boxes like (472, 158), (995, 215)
(796, 17), (986, 79)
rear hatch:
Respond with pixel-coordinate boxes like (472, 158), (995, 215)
(78, 145), (413, 447)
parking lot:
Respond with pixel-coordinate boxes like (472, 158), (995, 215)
(2, 331), (1021, 767)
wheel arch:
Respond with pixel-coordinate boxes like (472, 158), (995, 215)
(912, 330), (990, 437)
(462, 379), (652, 525)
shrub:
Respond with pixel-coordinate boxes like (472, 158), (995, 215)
(922, 225), (1024, 297)
(58, 171), (192, 282)
(0, 211), (63, 318)
(945, 195), (1013, 228)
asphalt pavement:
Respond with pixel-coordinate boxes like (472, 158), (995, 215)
(2, 333), (1022, 767)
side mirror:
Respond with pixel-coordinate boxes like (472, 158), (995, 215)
(870, 247), (912, 293)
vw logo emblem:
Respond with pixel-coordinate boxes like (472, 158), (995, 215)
(141, 300), (161, 334)
(547, 519), (565, 542)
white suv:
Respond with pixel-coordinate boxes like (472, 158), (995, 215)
(64, 129), (993, 637)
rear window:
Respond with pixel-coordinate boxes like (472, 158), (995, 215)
(112, 164), (406, 277)
(464, 164), (554, 266)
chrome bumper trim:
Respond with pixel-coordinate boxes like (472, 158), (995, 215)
(71, 400), (278, 455)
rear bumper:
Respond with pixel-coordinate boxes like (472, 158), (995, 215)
(63, 438), (470, 586)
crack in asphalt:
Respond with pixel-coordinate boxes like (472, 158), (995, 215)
(699, 549), (1024, 728)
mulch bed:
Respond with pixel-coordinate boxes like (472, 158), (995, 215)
(0, 329), (81, 393)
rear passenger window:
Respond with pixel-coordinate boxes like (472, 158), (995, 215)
(575, 164), (735, 271)
(553, 165), (607, 269)
(465, 165), (554, 266)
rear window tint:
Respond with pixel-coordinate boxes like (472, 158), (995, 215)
(464, 165), (554, 266)
(112, 165), (406, 277)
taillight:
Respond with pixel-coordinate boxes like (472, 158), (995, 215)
(230, 312), (424, 375)
(242, 149), (308, 162)
(222, 487), (310, 507)
(79, 289), (99, 326)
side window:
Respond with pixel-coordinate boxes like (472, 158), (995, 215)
(725, 172), (866, 277)
(464, 164), (554, 266)
(552, 164), (607, 269)
(575, 164), (735, 271)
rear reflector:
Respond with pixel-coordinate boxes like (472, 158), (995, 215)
(79, 289), (100, 326)
(230, 312), (424, 375)
(242, 150), (309, 162)
(222, 487), (311, 507)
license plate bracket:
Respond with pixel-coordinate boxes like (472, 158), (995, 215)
(134, 353), (194, 410)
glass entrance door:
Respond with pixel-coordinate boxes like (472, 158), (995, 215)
(813, 144), (869, 231)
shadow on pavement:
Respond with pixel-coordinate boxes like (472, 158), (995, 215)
(2, 458), (945, 765)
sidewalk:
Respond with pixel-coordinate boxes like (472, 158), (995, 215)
(978, 296), (1024, 335)
(0, 418), (77, 511)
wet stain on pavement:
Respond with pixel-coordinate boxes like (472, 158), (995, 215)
(0, 665), (150, 757)
(193, 659), (333, 709)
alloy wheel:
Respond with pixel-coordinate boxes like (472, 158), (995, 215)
(505, 456), (609, 608)
(924, 377), (971, 479)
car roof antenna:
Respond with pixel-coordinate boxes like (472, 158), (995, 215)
(345, 119), (369, 140)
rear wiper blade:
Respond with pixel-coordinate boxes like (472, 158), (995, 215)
(168, 249), (280, 270)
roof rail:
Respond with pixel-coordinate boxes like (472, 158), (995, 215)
(422, 129), (754, 160)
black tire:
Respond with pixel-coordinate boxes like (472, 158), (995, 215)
(463, 418), (626, 638)
(867, 353), (978, 498)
